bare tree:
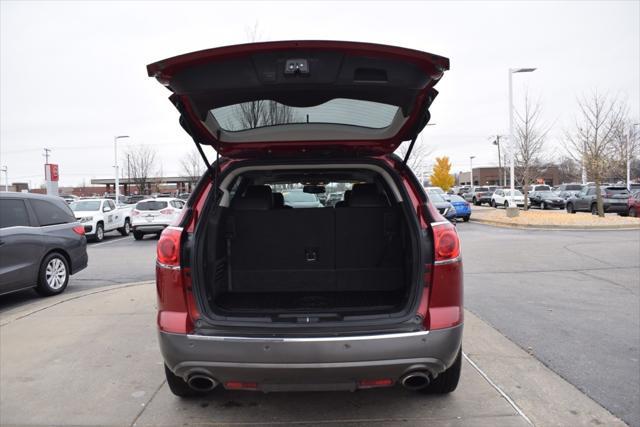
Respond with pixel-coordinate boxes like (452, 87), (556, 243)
(514, 93), (551, 209)
(180, 148), (205, 187)
(124, 144), (157, 195)
(395, 135), (434, 183)
(556, 156), (581, 184)
(565, 92), (627, 217)
(608, 121), (640, 183)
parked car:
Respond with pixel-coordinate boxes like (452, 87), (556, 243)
(566, 186), (630, 215)
(429, 192), (457, 223)
(555, 183), (584, 200)
(60, 194), (78, 204)
(465, 186), (496, 206)
(627, 192), (640, 217)
(324, 191), (345, 207)
(281, 189), (323, 208)
(69, 199), (132, 242)
(491, 189), (524, 208)
(528, 191), (566, 210)
(178, 193), (191, 201)
(527, 184), (552, 193)
(448, 194), (471, 222)
(125, 195), (147, 205)
(148, 41), (462, 397)
(131, 198), (184, 240)
(0, 192), (88, 297)
(424, 186), (449, 201)
(455, 186), (470, 197)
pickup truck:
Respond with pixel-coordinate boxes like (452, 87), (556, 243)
(69, 199), (132, 241)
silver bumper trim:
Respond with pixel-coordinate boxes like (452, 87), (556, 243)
(186, 330), (429, 343)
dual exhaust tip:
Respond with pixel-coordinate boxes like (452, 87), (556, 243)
(187, 374), (218, 392)
(400, 371), (431, 390)
(187, 371), (430, 392)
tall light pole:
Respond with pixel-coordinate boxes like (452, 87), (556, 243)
(508, 67), (536, 212)
(491, 135), (505, 186)
(1, 166), (7, 191)
(114, 135), (130, 204)
(469, 156), (476, 187)
(630, 123), (640, 191)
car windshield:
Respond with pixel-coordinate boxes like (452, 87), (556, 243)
(475, 187), (489, 192)
(70, 201), (101, 211)
(534, 185), (551, 191)
(136, 200), (168, 211)
(211, 98), (400, 132)
(449, 195), (465, 202)
(428, 188), (445, 194)
(564, 185), (583, 191)
(537, 191), (555, 196)
(429, 193), (446, 203)
(505, 190), (523, 196)
(283, 191), (319, 203)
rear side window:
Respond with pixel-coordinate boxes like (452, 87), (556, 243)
(30, 199), (74, 226)
(136, 201), (168, 211)
(0, 199), (30, 228)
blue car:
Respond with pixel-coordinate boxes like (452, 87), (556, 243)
(449, 195), (471, 222)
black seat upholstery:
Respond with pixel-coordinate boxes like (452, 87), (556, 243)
(348, 183), (389, 207)
(232, 185), (273, 210)
(272, 192), (292, 209)
(335, 190), (351, 208)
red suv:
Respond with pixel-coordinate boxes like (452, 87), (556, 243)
(149, 41), (463, 397)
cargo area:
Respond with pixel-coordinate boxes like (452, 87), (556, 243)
(198, 167), (418, 321)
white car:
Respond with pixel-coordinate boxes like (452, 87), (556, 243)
(70, 198), (133, 241)
(131, 198), (185, 240)
(424, 186), (450, 201)
(491, 189), (524, 208)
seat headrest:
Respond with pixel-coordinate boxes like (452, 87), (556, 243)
(349, 183), (388, 207)
(272, 192), (285, 208)
(232, 185), (273, 210)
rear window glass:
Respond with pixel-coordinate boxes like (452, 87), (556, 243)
(136, 201), (168, 211)
(30, 199), (74, 226)
(449, 195), (465, 202)
(475, 187), (489, 192)
(0, 199), (30, 228)
(211, 98), (400, 132)
(604, 188), (629, 195)
(283, 191), (319, 203)
(564, 185), (583, 191)
(534, 185), (551, 191)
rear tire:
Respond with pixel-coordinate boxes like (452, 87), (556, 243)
(591, 204), (598, 215)
(630, 207), (637, 217)
(164, 365), (200, 398)
(473, 197), (479, 206)
(463, 216), (470, 222)
(540, 202), (546, 210)
(567, 203), (575, 214)
(490, 200), (496, 208)
(503, 201), (509, 209)
(133, 230), (144, 240)
(94, 223), (104, 242)
(420, 349), (461, 394)
(36, 253), (69, 296)
(118, 219), (131, 236)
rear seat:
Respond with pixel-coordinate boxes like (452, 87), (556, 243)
(226, 184), (403, 293)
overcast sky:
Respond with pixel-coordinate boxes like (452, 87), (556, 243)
(1, 0), (638, 187)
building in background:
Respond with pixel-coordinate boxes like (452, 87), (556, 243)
(457, 165), (561, 187)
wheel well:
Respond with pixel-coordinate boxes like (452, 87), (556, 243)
(96, 220), (104, 227)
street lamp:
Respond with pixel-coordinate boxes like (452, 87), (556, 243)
(1, 166), (7, 192)
(469, 156), (476, 187)
(630, 123), (640, 191)
(508, 67), (536, 213)
(491, 136), (505, 186)
(114, 135), (130, 204)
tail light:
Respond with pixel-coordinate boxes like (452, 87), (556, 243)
(157, 226), (182, 266)
(156, 226), (199, 334)
(225, 381), (258, 390)
(72, 225), (85, 235)
(358, 378), (394, 389)
(132, 209), (140, 216)
(160, 208), (175, 215)
(419, 221), (463, 331)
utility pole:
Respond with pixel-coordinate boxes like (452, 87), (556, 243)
(1, 166), (7, 191)
(43, 148), (51, 164)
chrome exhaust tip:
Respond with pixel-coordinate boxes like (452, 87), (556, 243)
(187, 374), (218, 392)
(400, 371), (431, 390)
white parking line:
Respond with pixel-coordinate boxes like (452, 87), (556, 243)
(463, 352), (533, 426)
(89, 236), (129, 247)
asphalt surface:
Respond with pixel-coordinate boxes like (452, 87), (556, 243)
(459, 222), (640, 426)
(1, 221), (637, 425)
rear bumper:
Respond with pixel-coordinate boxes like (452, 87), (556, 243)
(132, 224), (167, 233)
(160, 324), (463, 392)
(603, 203), (628, 213)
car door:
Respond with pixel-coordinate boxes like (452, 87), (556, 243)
(102, 200), (115, 230)
(107, 200), (119, 229)
(582, 188), (597, 210)
(0, 198), (43, 294)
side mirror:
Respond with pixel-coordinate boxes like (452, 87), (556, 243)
(103, 206), (112, 212)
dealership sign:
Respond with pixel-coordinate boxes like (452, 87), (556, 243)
(44, 163), (59, 195)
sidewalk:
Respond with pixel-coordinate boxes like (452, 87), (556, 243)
(0, 282), (626, 426)
(470, 207), (640, 230)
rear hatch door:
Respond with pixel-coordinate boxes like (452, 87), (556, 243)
(147, 41), (449, 158)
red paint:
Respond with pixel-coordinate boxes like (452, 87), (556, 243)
(358, 378), (394, 388)
(225, 381), (258, 390)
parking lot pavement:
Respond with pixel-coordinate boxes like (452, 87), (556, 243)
(458, 222), (640, 426)
(0, 233), (157, 313)
(0, 282), (624, 427)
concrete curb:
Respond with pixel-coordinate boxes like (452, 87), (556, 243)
(470, 217), (640, 231)
(0, 280), (154, 327)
